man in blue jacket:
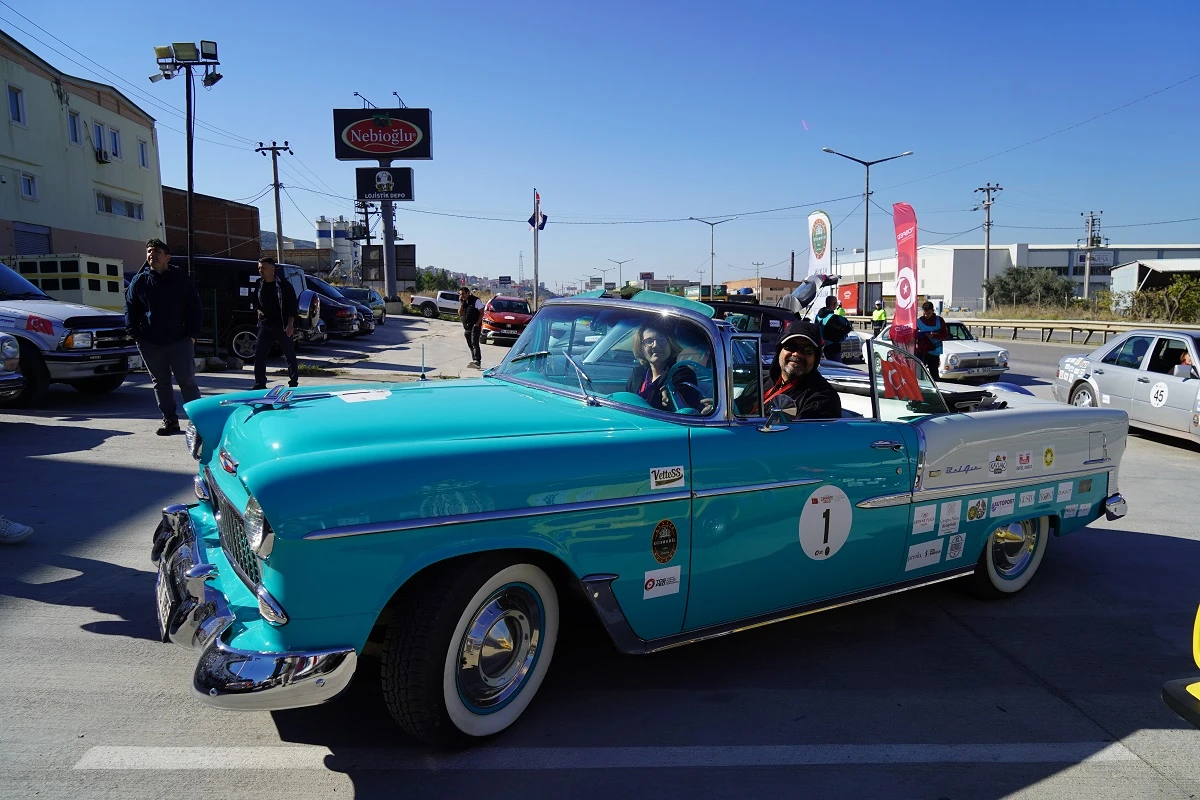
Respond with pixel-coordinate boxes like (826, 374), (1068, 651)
(125, 239), (202, 435)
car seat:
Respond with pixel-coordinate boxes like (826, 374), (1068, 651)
(1120, 339), (1149, 369)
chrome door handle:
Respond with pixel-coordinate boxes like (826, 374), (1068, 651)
(1093, 368), (1104, 374)
(1136, 377), (1150, 383)
(871, 440), (904, 451)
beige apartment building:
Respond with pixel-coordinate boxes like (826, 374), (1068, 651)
(0, 29), (163, 269)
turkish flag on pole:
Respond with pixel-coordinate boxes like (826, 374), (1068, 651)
(891, 203), (919, 352)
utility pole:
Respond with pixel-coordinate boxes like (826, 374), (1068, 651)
(608, 258), (632, 289)
(1079, 210), (1105, 301)
(518, 251), (525, 289)
(832, 247), (844, 274)
(790, 250), (795, 282)
(974, 182), (1002, 311)
(752, 261), (764, 298)
(256, 141), (292, 263)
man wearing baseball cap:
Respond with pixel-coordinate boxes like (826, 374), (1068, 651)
(757, 320), (841, 420)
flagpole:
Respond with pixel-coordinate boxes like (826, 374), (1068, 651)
(532, 188), (540, 312)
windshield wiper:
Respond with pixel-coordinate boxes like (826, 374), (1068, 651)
(562, 351), (598, 406)
(508, 349), (551, 364)
(1, 291), (52, 300)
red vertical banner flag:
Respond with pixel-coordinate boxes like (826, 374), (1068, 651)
(890, 203), (919, 352)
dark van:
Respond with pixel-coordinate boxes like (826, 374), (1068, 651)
(173, 256), (321, 360)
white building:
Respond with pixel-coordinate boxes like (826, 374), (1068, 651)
(836, 243), (1200, 311)
(0, 29), (164, 268)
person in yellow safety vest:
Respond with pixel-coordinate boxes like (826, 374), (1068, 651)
(871, 300), (888, 337)
(834, 302), (847, 317)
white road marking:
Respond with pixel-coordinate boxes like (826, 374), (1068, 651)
(74, 742), (1139, 771)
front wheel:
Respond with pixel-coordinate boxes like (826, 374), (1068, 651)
(381, 557), (559, 748)
(379, 311), (386, 325)
(421, 304), (438, 319)
(9, 341), (49, 407)
(966, 516), (1050, 599)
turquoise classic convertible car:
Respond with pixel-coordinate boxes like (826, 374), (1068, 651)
(153, 290), (1130, 747)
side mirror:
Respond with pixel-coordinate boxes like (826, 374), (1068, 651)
(758, 393), (796, 433)
(1172, 364), (1196, 380)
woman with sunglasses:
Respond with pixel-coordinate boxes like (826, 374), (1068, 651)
(757, 320), (841, 420)
(625, 323), (706, 413)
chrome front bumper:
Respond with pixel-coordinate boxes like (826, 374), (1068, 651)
(152, 504), (357, 711)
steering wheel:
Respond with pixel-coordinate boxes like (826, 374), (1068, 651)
(665, 359), (710, 415)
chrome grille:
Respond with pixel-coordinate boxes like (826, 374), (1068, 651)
(203, 466), (260, 586)
(92, 327), (134, 349)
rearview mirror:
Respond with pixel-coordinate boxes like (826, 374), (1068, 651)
(758, 393), (796, 433)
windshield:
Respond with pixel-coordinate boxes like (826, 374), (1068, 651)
(863, 339), (950, 420)
(494, 304), (716, 417)
(946, 322), (975, 341)
(308, 276), (346, 299)
(0, 264), (52, 299)
(337, 287), (368, 302)
(490, 298), (531, 314)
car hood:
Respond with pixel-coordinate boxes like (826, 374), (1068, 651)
(220, 378), (649, 468)
(0, 297), (112, 320)
(942, 340), (1004, 359)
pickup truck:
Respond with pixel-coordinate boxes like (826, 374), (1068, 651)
(410, 290), (462, 319)
(1, 264), (136, 407)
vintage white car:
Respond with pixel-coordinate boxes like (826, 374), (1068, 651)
(865, 321), (1009, 380)
(1052, 329), (1200, 445)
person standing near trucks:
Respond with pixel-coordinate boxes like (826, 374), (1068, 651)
(872, 300), (888, 337)
(459, 287), (484, 368)
(251, 257), (299, 390)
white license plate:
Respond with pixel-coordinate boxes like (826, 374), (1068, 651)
(155, 560), (175, 641)
(966, 367), (993, 374)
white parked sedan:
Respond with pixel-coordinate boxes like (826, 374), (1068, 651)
(1052, 329), (1200, 445)
(864, 322), (1009, 380)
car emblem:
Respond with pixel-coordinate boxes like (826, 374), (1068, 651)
(219, 447), (238, 475)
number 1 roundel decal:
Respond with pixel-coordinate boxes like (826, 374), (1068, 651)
(799, 485), (853, 561)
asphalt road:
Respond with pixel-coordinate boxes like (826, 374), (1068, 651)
(2, 321), (1199, 799)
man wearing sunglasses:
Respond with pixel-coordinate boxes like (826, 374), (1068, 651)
(757, 320), (842, 420)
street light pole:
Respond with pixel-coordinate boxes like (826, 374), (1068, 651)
(689, 216), (736, 299)
(821, 148), (912, 300)
(607, 258), (632, 289)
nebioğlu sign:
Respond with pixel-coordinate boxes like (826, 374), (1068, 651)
(332, 108), (433, 161)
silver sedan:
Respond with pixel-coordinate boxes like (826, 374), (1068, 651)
(1052, 329), (1200, 444)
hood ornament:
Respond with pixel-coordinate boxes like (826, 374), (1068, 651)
(220, 385), (335, 410)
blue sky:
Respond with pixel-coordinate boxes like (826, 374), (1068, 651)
(6, 0), (1199, 290)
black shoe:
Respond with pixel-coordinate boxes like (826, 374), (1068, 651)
(251, 384), (267, 390)
(156, 419), (181, 436)
(288, 380), (298, 388)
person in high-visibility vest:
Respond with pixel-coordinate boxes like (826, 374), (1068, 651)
(871, 300), (888, 337)
(834, 302), (847, 317)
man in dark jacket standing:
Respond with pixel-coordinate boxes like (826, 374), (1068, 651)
(251, 257), (299, 390)
(125, 239), (203, 435)
(814, 295), (844, 362)
(459, 286), (484, 368)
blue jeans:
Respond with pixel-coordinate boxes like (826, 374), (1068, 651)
(137, 337), (200, 422)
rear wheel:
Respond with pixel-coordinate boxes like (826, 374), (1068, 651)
(1069, 383), (1097, 407)
(70, 374), (125, 394)
(966, 516), (1050, 599)
(379, 310), (387, 325)
(381, 556), (559, 748)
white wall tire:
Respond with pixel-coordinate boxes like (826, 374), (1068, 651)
(381, 556), (559, 748)
(967, 516), (1050, 599)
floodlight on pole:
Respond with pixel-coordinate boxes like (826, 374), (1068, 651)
(607, 258), (632, 288)
(150, 40), (221, 277)
(689, 216), (737, 300)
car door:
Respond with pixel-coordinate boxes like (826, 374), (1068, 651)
(1093, 334), (1154, 413)
(1132, 336), (1198, 432)
(683, 335), (912, 631)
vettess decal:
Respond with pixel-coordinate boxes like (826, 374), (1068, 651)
(643, 566), (681, 599)
(905, 539), (944, 571)
(650, 466), (685, 490)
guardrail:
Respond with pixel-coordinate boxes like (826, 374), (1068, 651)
(845, 316), (1199, 345)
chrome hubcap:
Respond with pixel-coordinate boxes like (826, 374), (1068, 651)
(1072, 390), (1092, 406)
(990, 519), (1039, 579)
(457, 584), (542, 711)
(232, 332), (256, 359)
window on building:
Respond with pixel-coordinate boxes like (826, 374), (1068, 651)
(68, 111), (82, 145)
(20, 173), (38, 200)
(8, 85), (26, 125)
(92, 121), (105, 152)
(109, 128), (122, 159)
(95, 191), (144, 220)
(137, 139), (149, 169)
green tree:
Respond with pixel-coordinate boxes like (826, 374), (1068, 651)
(982, 267), (1075, 308)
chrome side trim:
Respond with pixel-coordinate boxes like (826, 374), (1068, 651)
(692, 478), (821, 500)
(581, 568), (977, 656)
(193, 637), (356, 711)
(857, 492), (914, 509)
(913, 465), (1114, 503)
(303, 489), (694, 540)
(1083, 457), (1111, 465)
(912, 424), (928, 493)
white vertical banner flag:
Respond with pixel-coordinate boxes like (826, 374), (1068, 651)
(807, 210), (832, 276)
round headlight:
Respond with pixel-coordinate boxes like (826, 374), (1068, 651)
(244, 496), (266, 553)
(998, 351), (1009, 365)
(947, 354), (960, 368)
(0, 337), (18, 359)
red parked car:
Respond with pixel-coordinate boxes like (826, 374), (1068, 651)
(481, 295), (532, 344)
